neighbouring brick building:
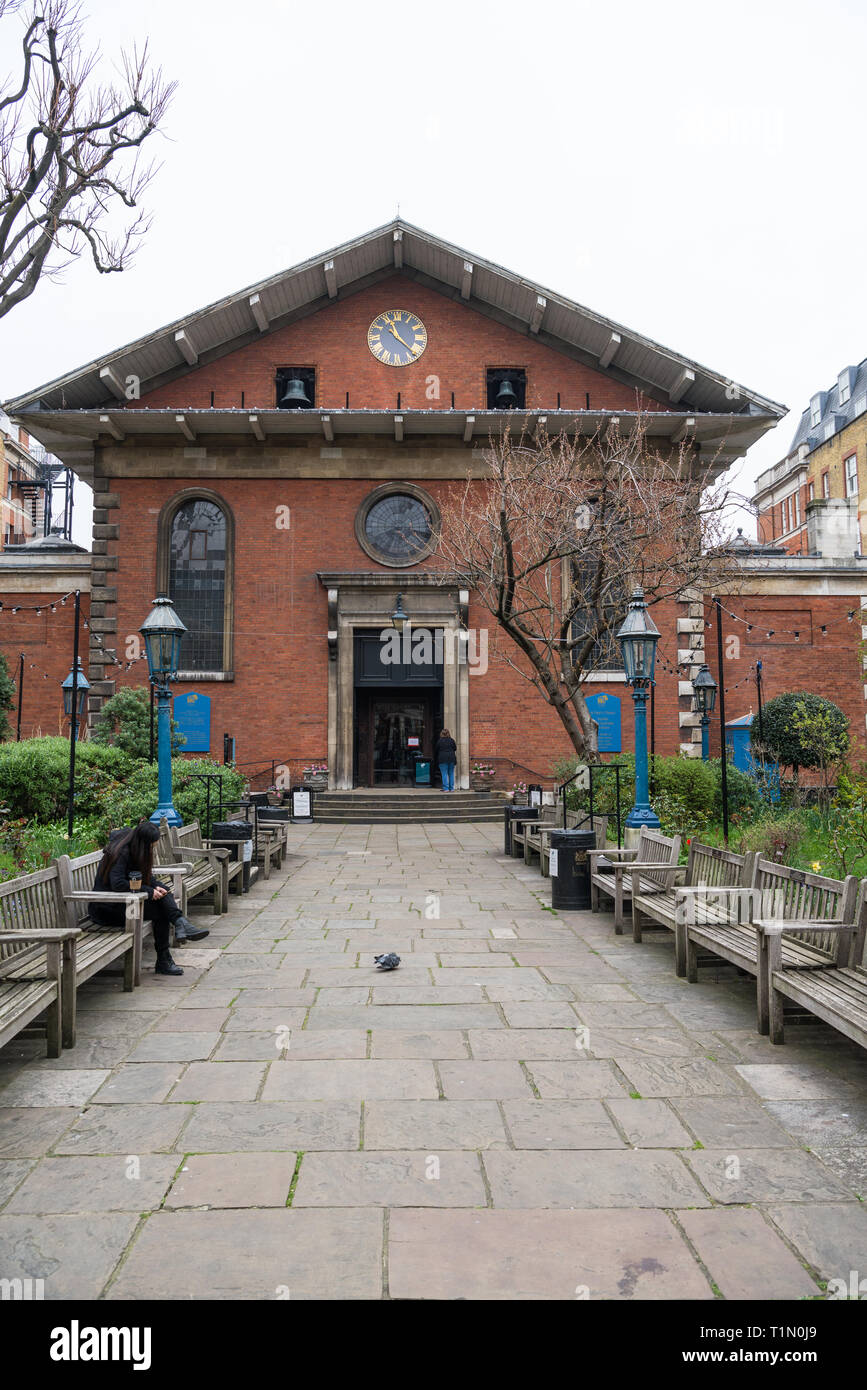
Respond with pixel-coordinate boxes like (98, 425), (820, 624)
(754, 355), (867, 558)
(2, 221), (793, 782)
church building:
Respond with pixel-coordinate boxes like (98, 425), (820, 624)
(3, 221), (788, 788)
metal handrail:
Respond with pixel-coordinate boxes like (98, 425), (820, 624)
(557, 762), (628, 848)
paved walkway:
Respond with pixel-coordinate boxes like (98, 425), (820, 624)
(1, 821), (866, 1300)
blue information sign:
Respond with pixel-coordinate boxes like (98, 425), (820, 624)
(173, 691), (211, 753)
(586, 691), (621, 753)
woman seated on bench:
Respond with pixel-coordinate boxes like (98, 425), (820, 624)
(89, 820), (208, 977)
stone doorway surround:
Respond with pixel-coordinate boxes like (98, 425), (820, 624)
(318, 572), (470, 790)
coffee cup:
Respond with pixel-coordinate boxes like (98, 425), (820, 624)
(129, 871), (142, 892)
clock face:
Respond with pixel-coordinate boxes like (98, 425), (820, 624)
(367, 310), (427, 367)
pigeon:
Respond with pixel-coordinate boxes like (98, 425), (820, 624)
(374, 952), (401, 971)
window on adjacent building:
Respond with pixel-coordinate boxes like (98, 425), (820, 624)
(845, 454), (858, 497)
(839, 374), (852, 405)
(793, 491), (801, 527)
(822, 471), (830, 498)
(807, 481), (815, 502)
(810, 394), (823, 428)
(853, 393), (867, 418)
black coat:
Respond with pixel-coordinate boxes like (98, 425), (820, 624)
(435, 736), (457, 765)
(92, 828), (158, 900)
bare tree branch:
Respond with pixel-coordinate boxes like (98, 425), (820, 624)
(0, 0), (175, 320)
(434, 415), (745, 760)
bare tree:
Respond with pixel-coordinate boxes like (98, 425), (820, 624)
(435, 415), (742, 759)
(0, 0), (174, 321)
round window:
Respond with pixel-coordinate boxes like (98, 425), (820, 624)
(356, 485), (439, 567)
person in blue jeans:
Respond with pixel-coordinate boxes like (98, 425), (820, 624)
(435, 728), (457, 790)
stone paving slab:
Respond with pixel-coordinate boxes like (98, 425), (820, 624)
(2, 818), (866, 1301)
(388, 1209), (714, 1300)
(0, 1212), (141, 1298)
(293, 1151), (486, 1207)
(107, 1209), (383, 1300)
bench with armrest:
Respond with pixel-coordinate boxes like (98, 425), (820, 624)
(510, 806), (555, 860)
(588, 827), (681, 934)
(632, 842), (752, 975)
(0, 860), (145, 1053)
(170, 821), (243, 911)
(155, 820), (224, 916)
(0, 926), (78, 1058)
(252, 810), (286, 879)
(676, 858), (860, 1035)
(55, 849), (151, 996)
(757, 880), (867, 1047)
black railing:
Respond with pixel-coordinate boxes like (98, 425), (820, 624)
(557, 763), (627, 848)
(227, 755), (327, 794)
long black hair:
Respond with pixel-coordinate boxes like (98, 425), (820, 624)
(98, 819), (160, 884)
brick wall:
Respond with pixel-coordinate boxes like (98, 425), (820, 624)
(0, 591), (92, 738)
(133, 276), (667, 415)
(704, 593), (866, 758)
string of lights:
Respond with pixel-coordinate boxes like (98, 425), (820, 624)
(703, 602), (858, 640)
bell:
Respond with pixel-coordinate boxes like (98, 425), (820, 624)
(280, 376), (311, 408)
(494, 377), (518, 409)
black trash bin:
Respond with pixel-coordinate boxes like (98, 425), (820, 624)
(211, 820), (254, 892)
(550, 828), (596, 911)
(504, 805), (539, 856)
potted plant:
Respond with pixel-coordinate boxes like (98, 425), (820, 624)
(510, 780), (529, 806)
(470, 762), (496, 792)
(266, 785), (284, 806)
(303, 763), (329, 790)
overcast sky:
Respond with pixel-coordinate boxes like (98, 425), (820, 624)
(2, 0), (864, 546)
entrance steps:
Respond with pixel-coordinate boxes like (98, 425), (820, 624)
(312, 789), (508, 824)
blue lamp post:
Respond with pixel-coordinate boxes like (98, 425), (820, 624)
(140, 594), (187, 827)
(616, 588), (660, 831)
(692, 663), (718, 762)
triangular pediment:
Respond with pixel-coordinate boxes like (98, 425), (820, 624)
(5, 219), (786, 422)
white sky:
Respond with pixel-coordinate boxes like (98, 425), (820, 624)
(2, 0), (865, 546)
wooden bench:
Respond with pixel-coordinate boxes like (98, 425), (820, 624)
(56, 849), (151, 995)
(758, 882), (867, 1048)
(155, 820), (224, 916)
(171, 821), (242, 911)
(632, 842), (752, 976)
(589, 827), (681, 934)
(0, 860), (145, 1052)
(252, 810), (286, 879)
(534, 813), (609, 876)
(0, 927), (77, 1059)
(516, 806), (570, 866)
(676, 858), (860, 1035)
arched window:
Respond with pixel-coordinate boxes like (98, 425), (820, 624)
(158, 491), (234, 675)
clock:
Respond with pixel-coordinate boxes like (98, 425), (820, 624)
(367, 310), (427, 367)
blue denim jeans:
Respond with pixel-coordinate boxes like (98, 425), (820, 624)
(440, 762), (455, 790)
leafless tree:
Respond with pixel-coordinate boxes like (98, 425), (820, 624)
(0, 0), (174, 321)
(435, 414), (743, 759)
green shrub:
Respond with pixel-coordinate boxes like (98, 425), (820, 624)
(752, 691), (849, 776)
(92, 686), (185, 760)
(103, 757), (246, 831)
(708, 758), (762, 821)
(0, 737), (133, 823)
(0, 816), (104, 881)
(737, 810), (807, 865)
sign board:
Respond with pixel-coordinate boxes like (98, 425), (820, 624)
(529, 785), (542, 807)
(586, 692), (621, 753)
(549, 849), (559, 877)
(242, 839), (253, 863)
(291, 788), (312, 821)
(173, 691), (211, 753)
(407, 736), (420, 748)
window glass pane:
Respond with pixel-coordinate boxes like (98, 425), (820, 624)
(169, 500), (226, 670)
(364, 494), (432, 561)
